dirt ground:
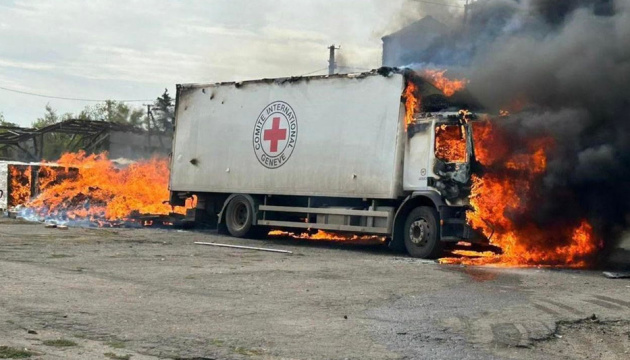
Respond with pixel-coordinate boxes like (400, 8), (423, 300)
(1, 217), (629, 360)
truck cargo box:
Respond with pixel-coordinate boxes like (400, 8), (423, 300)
(171, 72), (406, 199)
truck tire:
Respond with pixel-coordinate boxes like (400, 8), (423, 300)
(225, 195), (255, 238)
(404, 206), (443, 259)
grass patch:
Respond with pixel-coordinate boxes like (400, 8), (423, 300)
(42, 339), (77, 347)
(210, 339), (225, 347)
(232, 346), (264, 356)
(0, 346), (34, 358)
(104, 352), (131, 360)
(105, 341), (126, 349)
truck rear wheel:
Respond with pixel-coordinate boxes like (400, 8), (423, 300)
(225, 195), (254, 238)
(404, 206), (443, 259)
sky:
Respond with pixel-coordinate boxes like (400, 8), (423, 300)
(0, 0), (466, 127)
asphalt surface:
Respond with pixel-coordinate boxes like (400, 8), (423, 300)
(1, 217), (629, 359)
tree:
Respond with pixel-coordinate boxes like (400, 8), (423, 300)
(32, 104), (72, 129)
(0, 112), (17, 127)
(78, 100), (145, 128)
(150, 89), (174, 132)
(31, 105), (76, 160)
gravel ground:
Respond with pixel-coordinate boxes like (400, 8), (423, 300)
(1, 217), (629, 359)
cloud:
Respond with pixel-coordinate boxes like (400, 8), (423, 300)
(0, 0), (413, 126)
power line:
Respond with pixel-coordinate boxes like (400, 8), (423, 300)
(0, 85), (153, 102)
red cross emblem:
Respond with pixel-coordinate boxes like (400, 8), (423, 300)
(253, 101), (298, 169)
(263, 117), (287, 153)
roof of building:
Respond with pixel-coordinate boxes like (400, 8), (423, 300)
(381, 16), (449, 41)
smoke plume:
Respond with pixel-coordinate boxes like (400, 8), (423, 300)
(466, 0), (629, 254)
(396, 0), (630, 259)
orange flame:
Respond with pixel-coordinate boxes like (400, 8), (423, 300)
(24, 151), (191, 223)
(269, 230), (386, 245)
(422, 69), (467, 97)
(435, 124), (467, 163)
(9, 166), (32, 207)
(403, 81), (420, 129)
(439, 120), (600, 267)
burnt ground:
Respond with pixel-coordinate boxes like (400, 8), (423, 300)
(0, 217), (629, 359)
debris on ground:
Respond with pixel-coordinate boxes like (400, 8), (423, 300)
(603, 271), (630, 279)
(194, 242), (292, 254)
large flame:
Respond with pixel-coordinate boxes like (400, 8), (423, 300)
(403, 81), (420, 129)
(9, 166), (32, 207)
(23, 151), (190, 224)
(421, 69), (467, 97)
(435, 124), (467, 163)
(440, 120), (601, 267)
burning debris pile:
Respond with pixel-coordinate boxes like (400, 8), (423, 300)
(15, 151), (191, 227)
(9, 166), (32, 207)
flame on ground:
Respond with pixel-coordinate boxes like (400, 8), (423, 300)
(22, 151), (192, 225)
(268, 230), (386, 245)
(421, 69), (467, 97)
(439, 120), (601, 268)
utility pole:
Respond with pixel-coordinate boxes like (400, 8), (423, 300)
(328, 44), (340, 75)
(145, 104), (152, 148)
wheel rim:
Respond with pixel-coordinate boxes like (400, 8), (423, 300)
(409, 218), (429, 247)
(230, 202), (249, 231)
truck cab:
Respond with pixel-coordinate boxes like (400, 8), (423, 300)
(394, 111), (481, 258)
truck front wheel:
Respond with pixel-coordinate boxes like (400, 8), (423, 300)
(404, 206), (443, 259)
(225, 195), (254, 238)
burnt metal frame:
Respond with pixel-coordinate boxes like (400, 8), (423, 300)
(0, 119), (147, 161)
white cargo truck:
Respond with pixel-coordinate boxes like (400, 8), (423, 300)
(169, 68), (483, 258)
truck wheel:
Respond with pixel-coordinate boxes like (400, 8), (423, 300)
(225, 195), (254, 238)
(404, 206), (443, 259)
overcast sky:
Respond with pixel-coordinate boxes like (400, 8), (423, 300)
(0, 0), (465, 126)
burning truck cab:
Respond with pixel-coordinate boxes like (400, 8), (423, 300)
(169, 68), (486, 258)
(402, 111), (482, 256)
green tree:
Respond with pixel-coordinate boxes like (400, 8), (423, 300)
(32, 104), (72, 129)
(0, 112), (17, 127)
(78, 100), (145, 128)
(150, 89), (174, 132)
(31, 105), (76, 160)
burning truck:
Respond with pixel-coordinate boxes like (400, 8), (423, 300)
(169, 68), (483, 258)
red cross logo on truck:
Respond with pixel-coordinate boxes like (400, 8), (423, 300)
(264, 117), (287, 153)
(253, 101), (298, 169)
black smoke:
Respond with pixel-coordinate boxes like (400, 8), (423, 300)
(463, 0), (630, 255)
(399, 0), (630, 261)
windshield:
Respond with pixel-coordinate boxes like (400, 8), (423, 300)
(435, 124), (467, 163)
